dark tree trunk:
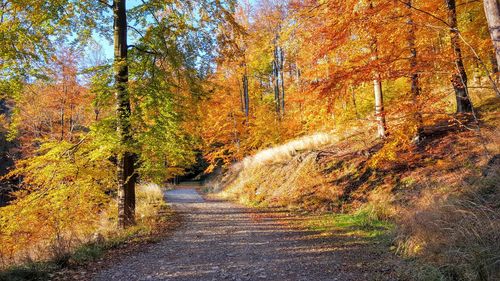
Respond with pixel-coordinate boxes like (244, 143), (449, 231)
(406, 0), (423, 138)
(446, 0), (473, 113)
(239, 77), (244, 113)
(60, 105), (65, 141)
(114, 0), (135, 229)
(491, 52), (499, 74)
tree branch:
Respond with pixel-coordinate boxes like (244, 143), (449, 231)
(127, 44), (161, 56)
(396, 0), (450, 28)
(98, 0), (112, 9)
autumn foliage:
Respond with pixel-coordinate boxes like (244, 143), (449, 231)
(0, 0), (499, 278)
(201, 0), (498, 169)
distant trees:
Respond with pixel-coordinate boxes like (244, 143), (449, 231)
(14, 50), (91, 154)
(201, 0), (498, 168)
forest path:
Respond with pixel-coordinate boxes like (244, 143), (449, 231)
(93, 186), (400, 281)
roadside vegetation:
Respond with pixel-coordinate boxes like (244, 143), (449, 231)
(209, 97), (499, 281)
(0, 183), (172, 281)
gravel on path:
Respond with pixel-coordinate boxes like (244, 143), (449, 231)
(93, 188), (401, 281)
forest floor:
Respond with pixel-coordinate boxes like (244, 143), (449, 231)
(86, 186), (404, 281)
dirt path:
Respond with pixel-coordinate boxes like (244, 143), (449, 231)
(93, 187), (401, 281)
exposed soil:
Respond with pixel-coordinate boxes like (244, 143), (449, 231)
(89, 187), (403, 281)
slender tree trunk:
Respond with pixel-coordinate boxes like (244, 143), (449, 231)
(351, 87), (359, 119)
(243, 73), (249, 119)
(60, 105), (65, 141)
(368, 1), (386, 138)
(69, 103), (74, 141)
(484, 0), (500, 70)
(239, 77), (244, 113)
(373, 75), (386, 138)
(273, 47), (281, 116)
(114, 0), (135, 229)
(491, 52), (499, 74)
(406, 0), (423, 139)
(279, 48), (285, 115)
(446, 0), (473, 113)
(491, 52), (499, 85)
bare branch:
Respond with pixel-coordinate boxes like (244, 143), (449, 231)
(127, 44), (161, 56)
(98, 0), (112, 9)
(396, 0), (450, 27)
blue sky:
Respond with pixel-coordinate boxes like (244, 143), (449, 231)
(96, 0), (254, 60)
(95, 0), (141, 60)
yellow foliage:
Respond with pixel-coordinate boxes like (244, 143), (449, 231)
(0, 139), (114, 266)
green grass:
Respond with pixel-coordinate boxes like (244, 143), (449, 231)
(305, 208), (395, 239)
(0, 262), (57, 281)
(71, 243), (105, 264)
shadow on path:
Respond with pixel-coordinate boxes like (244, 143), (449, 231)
(93, 187), (401, 281)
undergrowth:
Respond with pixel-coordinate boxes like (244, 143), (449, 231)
(0, 183), (171, 281)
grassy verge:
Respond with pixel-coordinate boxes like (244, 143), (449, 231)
(302, 208), (395, 240)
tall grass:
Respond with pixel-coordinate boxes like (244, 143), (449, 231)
(241, 133), (338, 168)
(397, 175), (500, 281)
(214, 127), (500, 280)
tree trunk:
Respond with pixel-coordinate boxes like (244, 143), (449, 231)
(273, 48), (281, 116)
(60, 104), (65, 141)
(491, 51), (499, 74)
(369, 0), (386, 138)
(351, 87), (359, 119)
(373, 76), (386, 138)
(446, 0), (473, 113)
(243, 73), (249, 119)
(484, 0), (500, 71)
(406, 0), (423, 139)
(279, 48), (285, 115)
(239, 77), (244, 113)
(114, 0), (135, 229)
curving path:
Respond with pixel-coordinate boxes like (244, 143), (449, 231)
(93, 186), (400, 281)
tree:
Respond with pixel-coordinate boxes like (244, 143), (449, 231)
(405, 0), (422, 139)
(483, 0), (500, 73)
(445, 0), (473, 114)
(369, 1), (387, 139)
(113, 0), (136, 228)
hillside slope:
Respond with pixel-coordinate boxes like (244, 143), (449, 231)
(209, 99), (500, 281)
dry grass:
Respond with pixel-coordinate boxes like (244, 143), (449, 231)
(211, 98), (500, 280)
(241, 133), (338, 168)
(217, 133), (344, 210)
(397, 162), (500, 281)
